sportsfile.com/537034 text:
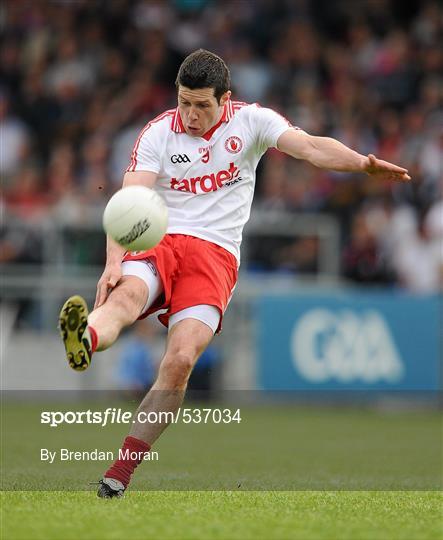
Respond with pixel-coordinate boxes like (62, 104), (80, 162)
(40, 408), (242, 427)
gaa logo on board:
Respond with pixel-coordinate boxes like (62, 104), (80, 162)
(291, 309), (404, 384)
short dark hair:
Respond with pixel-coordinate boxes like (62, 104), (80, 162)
(175, 49), (230, 103)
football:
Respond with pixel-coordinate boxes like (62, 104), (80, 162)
(103, 185), (168, 251)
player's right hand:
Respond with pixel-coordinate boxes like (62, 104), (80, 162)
(94, 263), (122, 309)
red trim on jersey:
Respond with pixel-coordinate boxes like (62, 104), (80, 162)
(232, 100), (248, 109)
(126, 110), (174, 172)
(226, 99), (234, 119)
(177, 110), (186, 132)
(170, 99), (245, 139)
(200, 103), (230, 141)
(171, 108), (183, 132)
(171, 108), (185, 133)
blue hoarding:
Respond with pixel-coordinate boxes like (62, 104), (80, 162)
(256, 291), (441, 391)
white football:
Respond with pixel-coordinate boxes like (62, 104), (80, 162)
(103, 186), (168, 251)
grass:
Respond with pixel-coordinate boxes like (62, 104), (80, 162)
(1, 491), (442, 540)
(2, 401), (441, 490)
(1, 401), (442, 538)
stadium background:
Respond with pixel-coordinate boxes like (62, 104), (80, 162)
(1, 0), (441, 390)
(0, 1), (442, 538)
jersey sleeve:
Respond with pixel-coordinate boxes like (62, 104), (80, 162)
(250, 105), (304, 151)
(126, 118), (165, 174)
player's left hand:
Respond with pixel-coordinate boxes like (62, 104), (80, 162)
(364, 154), (411, 182)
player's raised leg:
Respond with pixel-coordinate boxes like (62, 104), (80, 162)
(59, 275), (148, 371)
(97, 317), (214, 498)
(88, 275), (148, 350)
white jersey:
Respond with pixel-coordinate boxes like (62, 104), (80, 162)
(126, 100), (298, 261)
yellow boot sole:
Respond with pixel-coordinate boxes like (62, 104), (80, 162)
(58, 295), (92, 371)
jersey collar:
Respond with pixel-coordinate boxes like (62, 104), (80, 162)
(171, 99), (234, 141)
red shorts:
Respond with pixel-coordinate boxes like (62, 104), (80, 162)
(122, 234), (238, 333)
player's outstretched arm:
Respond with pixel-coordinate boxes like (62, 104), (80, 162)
(277, 129), (411, 182)
(94, 170), (158, 308)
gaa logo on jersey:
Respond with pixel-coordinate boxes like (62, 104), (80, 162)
(171, 154), (191, 164)
(225, 136), (243, 154)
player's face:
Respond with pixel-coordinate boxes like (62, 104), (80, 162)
(178, 86), (230, 137)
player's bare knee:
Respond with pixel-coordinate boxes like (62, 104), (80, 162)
(108, 280), (147, 319)
(159, 352), (195, 387)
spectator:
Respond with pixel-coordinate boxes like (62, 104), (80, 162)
(5, 165), (49, 219)
(44, 35), (96, 96)
(391, 211), (443, 293)
(0, 92), (30, 182)
(1, 0), (441, 293)
(342, 209), (393, 284)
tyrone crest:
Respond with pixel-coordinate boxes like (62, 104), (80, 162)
(225, 136), (243, 154)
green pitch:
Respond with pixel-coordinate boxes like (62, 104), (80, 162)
(2, 401), (441, 490)
(1, 401), (441, 538)
(1, 490), (441, 539)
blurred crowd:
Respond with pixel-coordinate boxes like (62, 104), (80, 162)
(1, 0), (442, 291)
